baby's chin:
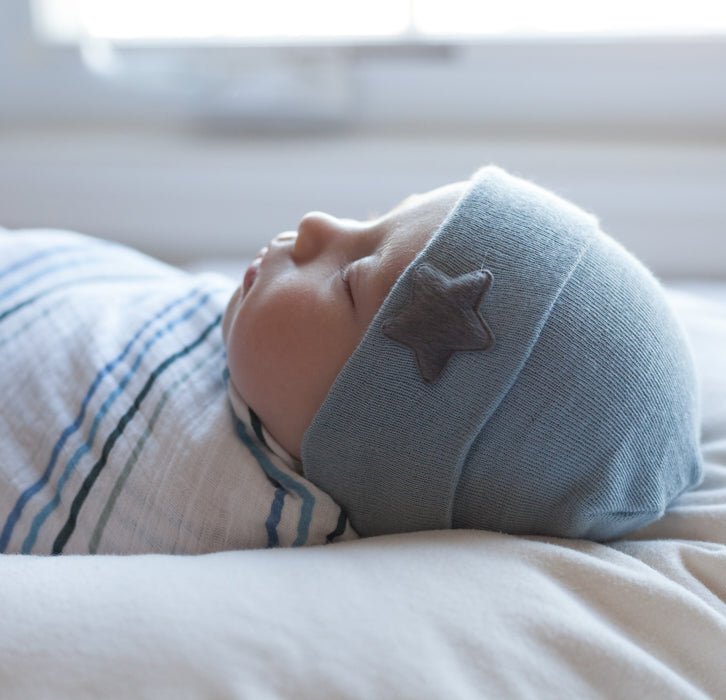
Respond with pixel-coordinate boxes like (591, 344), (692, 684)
(227, 373), (305, 461)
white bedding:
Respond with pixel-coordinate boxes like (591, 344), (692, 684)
(1, 245), (725, 698)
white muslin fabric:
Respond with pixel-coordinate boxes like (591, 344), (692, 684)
(0, 229), (356, 554)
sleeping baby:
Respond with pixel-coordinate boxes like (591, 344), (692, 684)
(0, 166), (702, 554)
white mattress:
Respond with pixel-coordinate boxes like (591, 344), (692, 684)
(1, 273), (725, 699)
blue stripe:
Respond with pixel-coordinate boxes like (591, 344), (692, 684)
(0, 257), (104, 303)
(221, 368), (301, 546)
(0, 245), (84, 283)
(0, 275), (161, 325)
(0, 301), (65, 350)
(0, 285), (211, 552)
(233, 417), (315, 547)
(265, 489), (286, 548)
(87, 342), (225, 553)
(0, 288), (156, 348)
(51, 314), (223, 553)
(20, 292), (221, 553)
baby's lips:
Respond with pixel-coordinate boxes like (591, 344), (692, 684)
(243, 256), (263, 295)
(242, 231), (293, 296)
(242, 247), (266, 294)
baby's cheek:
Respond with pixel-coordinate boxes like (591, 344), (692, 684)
(225, 317), (253, 403)
(221, 287), (243, 346)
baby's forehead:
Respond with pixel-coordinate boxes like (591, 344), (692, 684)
(373, 184), (467, 277)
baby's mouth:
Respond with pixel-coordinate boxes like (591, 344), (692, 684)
(243, 246), (268, 295)
(242, 231), (295, 296)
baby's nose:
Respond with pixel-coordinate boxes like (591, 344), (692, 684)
(292, 212), (344, 262)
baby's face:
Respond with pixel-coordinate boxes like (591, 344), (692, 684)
(222, 180), (468, 458)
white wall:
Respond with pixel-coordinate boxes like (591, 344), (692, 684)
(1, 128), (724, 279)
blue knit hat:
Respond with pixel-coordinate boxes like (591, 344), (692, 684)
(301, 166), (703, 541)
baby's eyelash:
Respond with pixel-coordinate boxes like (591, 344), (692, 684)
(339, 264), (354, 303)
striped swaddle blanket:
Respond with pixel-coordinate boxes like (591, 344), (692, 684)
(0, 229), (356, 554)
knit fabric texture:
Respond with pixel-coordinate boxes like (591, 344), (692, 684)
(301, 166), (703, 541)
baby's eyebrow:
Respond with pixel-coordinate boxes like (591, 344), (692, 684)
(390, 194), (416, 214)
(376, 235), (414, 285)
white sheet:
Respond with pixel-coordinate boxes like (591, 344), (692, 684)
(2, 531), (725, 699)
(1, 272), (725, 698)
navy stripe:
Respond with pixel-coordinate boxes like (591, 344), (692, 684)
(88, 342), (225, 553)
(0, 285), (207, 552)
(232, 417), (315, 548)
(51, 313), (222, 554)
(249, 408), (268, 447)
(21, 289), (222, 553)
(326, 509), (348, 543)
(222, 365), (317, 548)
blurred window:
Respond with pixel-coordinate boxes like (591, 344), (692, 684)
(31, 0), (726, 43)
(2, 1), (722, 137)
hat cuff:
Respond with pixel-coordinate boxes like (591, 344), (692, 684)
(301, 166), (598, 537)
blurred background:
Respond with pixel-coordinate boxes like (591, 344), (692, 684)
(0, 0), (724, 278)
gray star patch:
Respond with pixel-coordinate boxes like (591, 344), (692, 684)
(382, 263), (495, 384)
